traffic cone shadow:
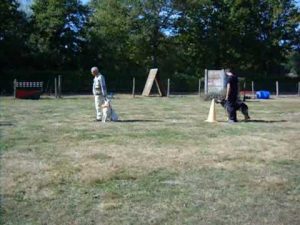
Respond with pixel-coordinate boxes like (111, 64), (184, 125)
(205, 99), (217, 122)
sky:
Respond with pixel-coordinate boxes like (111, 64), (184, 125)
(81, 0), (89, 4)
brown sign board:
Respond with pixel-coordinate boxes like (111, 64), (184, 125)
(142, 68), (166, 96)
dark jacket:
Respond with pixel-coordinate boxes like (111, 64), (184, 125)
(226, 75), (238, 103)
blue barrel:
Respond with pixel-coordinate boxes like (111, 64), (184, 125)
(256, 90), (270, 99)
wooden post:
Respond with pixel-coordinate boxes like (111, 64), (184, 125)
(276, 81), (279, 97)
(58, 75), (62, 98)
(243, 81), (246, 101)
(132, 77), (135, 98)
(251, 81), (255, 99)
(54, 77), (58, 98)
(198, 78), (201, 96)
(204, 69), (208, 95)
(167, 78), (170, 97)
(13, 79), (17, 98)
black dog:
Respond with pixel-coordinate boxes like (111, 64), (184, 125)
(216, 99), (250, 121)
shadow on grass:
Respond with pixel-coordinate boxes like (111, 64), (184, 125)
(116, 119), (162, 123)
(243, 119), (287, 123)
(0, 122), (14, 126)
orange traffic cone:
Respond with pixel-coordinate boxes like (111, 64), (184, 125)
(205, 99), (217, 122)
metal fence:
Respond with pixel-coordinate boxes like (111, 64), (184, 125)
(1, 70), (300, 96)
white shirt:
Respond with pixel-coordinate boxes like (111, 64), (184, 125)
(93, 74), (107, 96)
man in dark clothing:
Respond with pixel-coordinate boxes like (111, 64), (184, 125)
(225, 70), (239, 122)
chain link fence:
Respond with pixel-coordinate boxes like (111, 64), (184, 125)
(1, 70), (299, 96)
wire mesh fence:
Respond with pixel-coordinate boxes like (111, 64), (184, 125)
(1, 70), (299, 96)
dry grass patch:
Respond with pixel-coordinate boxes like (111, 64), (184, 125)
(1, 95), (299, 225)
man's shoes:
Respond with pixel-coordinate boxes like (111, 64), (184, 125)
(96, 118), (102, 122)
(228, 119), (237, 123)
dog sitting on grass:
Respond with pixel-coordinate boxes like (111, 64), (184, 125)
(216, 99), (250, 121)
(100, 99), (118, 123)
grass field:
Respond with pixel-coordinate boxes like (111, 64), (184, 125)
(1, 95), (300, 225)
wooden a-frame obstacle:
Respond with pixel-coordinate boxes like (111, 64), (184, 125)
(142, 68), (166, 96)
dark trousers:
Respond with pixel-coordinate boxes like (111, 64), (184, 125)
(225, 101), (237, 122)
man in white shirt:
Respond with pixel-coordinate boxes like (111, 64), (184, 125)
(91, 66), (107, 121)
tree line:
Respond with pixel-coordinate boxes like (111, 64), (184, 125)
(1, 0), (299, 93)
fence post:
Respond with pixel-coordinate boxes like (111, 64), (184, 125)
(204, 69), (208, 95)
(167, 78), (170, 97)
(13, 79), (17, 98)
(58, 75), (62, 98)
(276, 81), (279, 97)
(54, 77), (58, 98)
(243, 81), (246, 101)
(132, 77), (135, 98)
(198, 78), (201, 96)
(251, 81), (255, 99)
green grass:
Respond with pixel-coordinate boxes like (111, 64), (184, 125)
(1, 95), (300, 225)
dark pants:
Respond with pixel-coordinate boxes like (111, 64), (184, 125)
(225, 101), (237, 122)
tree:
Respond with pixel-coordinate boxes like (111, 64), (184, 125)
(29, 0), (90, 69)
(170, 0), (228, 76)
(88, 0), (182, 84)
(226, 0), (300, 74)
(174, 0), (300, 75)
(0, 0), (28, 69)
(133, 0), (179, 68)
(284, 51), (300, 76)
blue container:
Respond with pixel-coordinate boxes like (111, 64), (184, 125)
(256, 90), (270, 99)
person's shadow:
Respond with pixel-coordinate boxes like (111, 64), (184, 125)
(243, 119), (287, 123)
(0, 121), (14, 126)
(116, 119), (161, 123)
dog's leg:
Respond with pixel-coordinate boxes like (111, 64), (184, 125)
(240, 104), (250, 120)
(102, 109), (107, 123)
